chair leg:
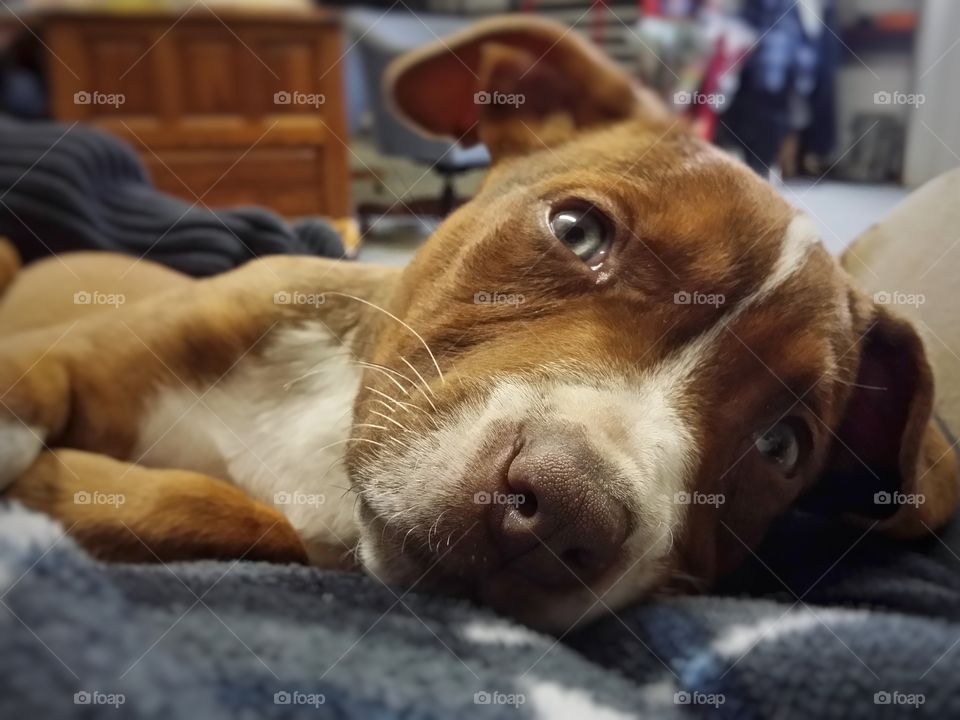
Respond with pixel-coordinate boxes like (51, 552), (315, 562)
(440, 173), (456, 217)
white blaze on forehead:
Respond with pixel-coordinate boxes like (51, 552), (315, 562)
(755, 213), (820, 303)
(654, 212), (821, 390)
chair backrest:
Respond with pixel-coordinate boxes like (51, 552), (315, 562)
(344, 9), (470, 163)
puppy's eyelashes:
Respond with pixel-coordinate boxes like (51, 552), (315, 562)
(753, 417), (811, 477)
(548, 203), (612, 269)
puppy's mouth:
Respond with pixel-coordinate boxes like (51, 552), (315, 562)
(353, 504), (663, 631)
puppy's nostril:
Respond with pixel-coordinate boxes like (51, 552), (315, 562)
(514, 491), (538, 518)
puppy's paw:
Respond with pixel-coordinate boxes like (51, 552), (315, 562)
(0, 418), (44, 491)
(0, 353), (67, 490)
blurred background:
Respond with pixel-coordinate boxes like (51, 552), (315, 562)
(1, 0), (955, 268)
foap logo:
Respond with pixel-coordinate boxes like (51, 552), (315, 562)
(474, 291), (525, 307)
(873, 91), (925, 108)
(873, 290), (925, 308)
(673, 90), (726, 110)
(673, 491), (725, 508)
(73, 90), (125, 108)
(474, 491), (527, 507)
(473, 690), (526, 707)
(674, 691), (725, 708)
(473, 90), (525, 108)
(273, 690), (326, 708)
(874, 490), (925, 508)
(74, 290), (125, 308)
(874, 691), (925, 708)
(274, 491), (326, 508)
(674, 290), (725, 308)
(74, 490), (125, 508)
(274, 290), (326, 307)
(74, 691), (126, 708)
(273, 90), (326, 108)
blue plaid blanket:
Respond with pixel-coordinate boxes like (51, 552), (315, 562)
(3, 499), (960, 719)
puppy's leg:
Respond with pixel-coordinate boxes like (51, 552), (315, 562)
(6, 449), (311, 564)
(0, 256), (394, 470)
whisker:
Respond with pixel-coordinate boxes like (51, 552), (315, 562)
(427, 510), (449, 553)
(387, 436), (416, 452)
(323, 291), (445, 384)
(370, 410), (407, 431)
(365, 385), (411, 411)
(313, 437), (386, 454)
(400, 357), (440, 413)
(365, 386), (440, 429)
(370, 398), (400, 415)
(401, 525), (420, 555)
(356, 361), (412, 396)
(400, 355), (437, 399)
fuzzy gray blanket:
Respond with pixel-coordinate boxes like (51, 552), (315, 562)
(3, 499), (960, 719)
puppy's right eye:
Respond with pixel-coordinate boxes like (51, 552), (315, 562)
(548, 205), (612, 268)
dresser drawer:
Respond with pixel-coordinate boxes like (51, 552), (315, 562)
(143, 146), (331, 217)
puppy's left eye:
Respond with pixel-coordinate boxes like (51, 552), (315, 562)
(548, 205), (611, 266)
(754, 420), (806, 475)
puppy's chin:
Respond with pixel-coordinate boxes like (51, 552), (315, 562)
(357, 532), (664, 633)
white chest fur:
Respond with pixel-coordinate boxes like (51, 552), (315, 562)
(133, 322), (362, 560)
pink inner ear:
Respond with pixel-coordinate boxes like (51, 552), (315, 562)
(840, 340), (915, 471)
(479, 43), (569, 117)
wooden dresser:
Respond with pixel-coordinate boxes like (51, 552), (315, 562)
(40, 6), (351, 218)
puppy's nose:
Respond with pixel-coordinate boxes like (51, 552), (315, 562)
(491, 433), (628, 587)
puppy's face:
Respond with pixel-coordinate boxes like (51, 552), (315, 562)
(345, 17), (956, 630)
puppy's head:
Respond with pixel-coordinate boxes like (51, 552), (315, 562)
(345, 16), (958, 630)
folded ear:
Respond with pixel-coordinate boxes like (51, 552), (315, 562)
(384, 15), (671, 162)
(815, 302), (958, 537)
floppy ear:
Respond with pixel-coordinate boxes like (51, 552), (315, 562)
(384, 15), (671, 162)
(815, 302), (959, 538)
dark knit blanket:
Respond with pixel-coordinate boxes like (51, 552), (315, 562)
(0, 117), (346, 275)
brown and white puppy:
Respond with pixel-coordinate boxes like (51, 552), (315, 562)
(0, 17), (956, 631)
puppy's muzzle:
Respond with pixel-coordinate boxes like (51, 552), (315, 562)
(487, 430), (629, 588)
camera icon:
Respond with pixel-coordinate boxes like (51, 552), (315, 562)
(274, 691), (291, 705)
(874, 491), (892, 505)
(673, 91), (692, 105)
(674, 691), (691, 704)
(274, 492), (292, 505)
(874, 691), (891, 705)
(273, 291), (292, 305)
(673, 491), (691, 505)
(673, 290), (691, 305)
(473, 491), (491, 505)
(73, 91), (91, 105)
(473, 91), (491, 105)
(474, 691), (491, 704)
(873, 291), (892, 305)
(74, 491), (91, 505)
(274, 91), (292, 105)
(74, 290), (92, 305)
(74, 691), (91, 704)
(874, 91), (892, 105)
